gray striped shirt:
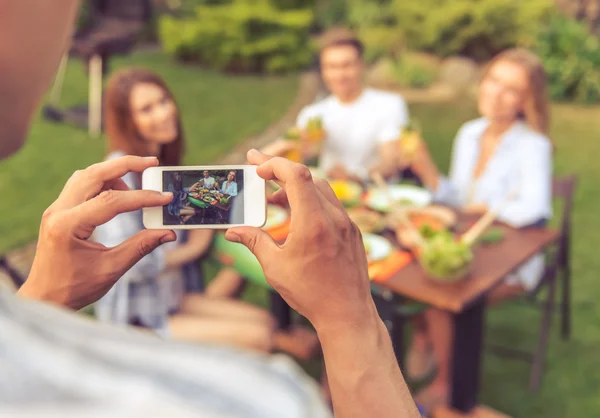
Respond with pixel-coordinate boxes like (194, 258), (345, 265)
(0, 289), (331, 417)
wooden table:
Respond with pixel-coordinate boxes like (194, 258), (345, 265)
(374, 222), (559, 413)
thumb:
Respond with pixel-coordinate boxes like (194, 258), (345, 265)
(109, 229), (176, 274)
(225, 227), (278, 262)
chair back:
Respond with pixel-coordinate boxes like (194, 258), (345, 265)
(552, 175), (577, 269)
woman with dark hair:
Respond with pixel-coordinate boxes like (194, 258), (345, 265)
(93, 68), (316, 356)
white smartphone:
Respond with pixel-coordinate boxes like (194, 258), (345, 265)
(142, 165), (266, 229)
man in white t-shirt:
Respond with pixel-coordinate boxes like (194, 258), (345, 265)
(297, 29), (409, 181)
(199, 170), (216, 189)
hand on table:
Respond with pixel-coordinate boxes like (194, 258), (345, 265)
(18, 156), (176, 310)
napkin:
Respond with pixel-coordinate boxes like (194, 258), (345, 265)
(369, 251), (413, 283)
(265, 219), (291, 242)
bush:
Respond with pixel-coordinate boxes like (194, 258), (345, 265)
(346, 0), (553, 61)
(526, 13), (600, 103)
(394, 52), (439, 89)
(159, 0), (314, 73)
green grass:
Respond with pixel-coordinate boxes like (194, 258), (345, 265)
(231, 101), (600, 417)
(410, 102), (600, 417)
(0, 51), (298, 253)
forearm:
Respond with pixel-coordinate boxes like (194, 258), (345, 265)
(316, 304), (420, 418)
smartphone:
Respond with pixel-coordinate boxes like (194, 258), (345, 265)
(142, 165), (266, 229)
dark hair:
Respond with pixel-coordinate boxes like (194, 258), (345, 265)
(318, 28), (364, 59)
(104, 68), (184, 166)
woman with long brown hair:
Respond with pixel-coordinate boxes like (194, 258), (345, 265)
(404, 49), (553, 411)
(93, 68), (317, 356)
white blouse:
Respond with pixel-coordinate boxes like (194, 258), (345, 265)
(433, 118), (553, 290)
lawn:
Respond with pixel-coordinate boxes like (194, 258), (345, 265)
(0, 50), (298, 253)
(410, 102), (600, 418)
(238, 100), (600, 417)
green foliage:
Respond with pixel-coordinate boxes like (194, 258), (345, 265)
(393, 53), (439, 89)
(526, 14), (600, 104)
(159, 0), (314, 73)
(314, 0), (349, 29)
(345, 0), (553, 60)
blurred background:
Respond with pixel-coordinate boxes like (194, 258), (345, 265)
(1, 1), (600, 416)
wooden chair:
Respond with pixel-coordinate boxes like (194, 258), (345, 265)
(488, 175), (577, 391)
(44, 0), (152, 136)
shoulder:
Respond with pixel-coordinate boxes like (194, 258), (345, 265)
(298, 97), (330, 120)
(457, 118), (488, 137)
(516, 124), (552, 155)
(365, 88), (407, 108)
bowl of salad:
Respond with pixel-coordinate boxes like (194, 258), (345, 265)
(417, 230), (473, 283)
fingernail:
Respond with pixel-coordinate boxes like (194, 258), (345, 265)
(144, 156), (159, 164)
(161, 192), (173, 197)
(160, 233), (176, 244)
(227, 232), (242, 243)
(248, 149), (260, 156)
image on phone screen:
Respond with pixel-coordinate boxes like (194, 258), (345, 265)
(162, 169), (245, 225)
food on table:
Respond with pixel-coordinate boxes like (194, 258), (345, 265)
(347, 209), (384, 233)
(329, 180), (362, 206)
(365, 185), (432, 212)
(219, 196), (230, 205)
(362, 234), (393, 263)
(391, 206), (457, 247)
(264, 204), (289, 230)
(306, 116), (325, 143)
(202, 195), (216, 203)
(480, 228), (505, 245)
(418, 231), (473, 282)
(397, 198), (416, 206)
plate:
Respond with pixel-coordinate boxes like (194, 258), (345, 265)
(365, 185), (432, 212)
(264, 205), (289, 230)
(362, 233), (393, 262)
(210, 190), (219, 194)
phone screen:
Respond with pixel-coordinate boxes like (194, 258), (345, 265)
(162, 169), (245, 226)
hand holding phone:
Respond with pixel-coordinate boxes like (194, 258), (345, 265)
(142, 165), (266, 229)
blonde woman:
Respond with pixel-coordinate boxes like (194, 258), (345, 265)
(406, 48), (553, 411)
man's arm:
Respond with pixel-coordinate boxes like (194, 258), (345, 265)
(0, 0), (80, 158)
(228, 151), (420, 418)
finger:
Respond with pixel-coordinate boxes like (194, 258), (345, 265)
(102, 177), (130, 192)
(267, 188), (289, 207)
(225, 227), (279, 265)
(314, 178), (345, 211)
(107, 229), (177, 276)
(248, 151), (323, 226)
(71, 190), (173, 238)
(58, 156), (159, 207)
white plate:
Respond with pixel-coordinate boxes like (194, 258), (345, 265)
(210, 190), (219, 194)
(365, 185), (432, 212)
(264, 204), (289, 230)
(362, 233), (393, 262)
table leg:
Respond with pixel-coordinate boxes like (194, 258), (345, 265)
(450, 297), (486, 413)
(270, 291), (292, 330)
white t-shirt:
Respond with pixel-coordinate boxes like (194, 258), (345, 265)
(201, 176), (216, 189)
(296, 88), (409, 179)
